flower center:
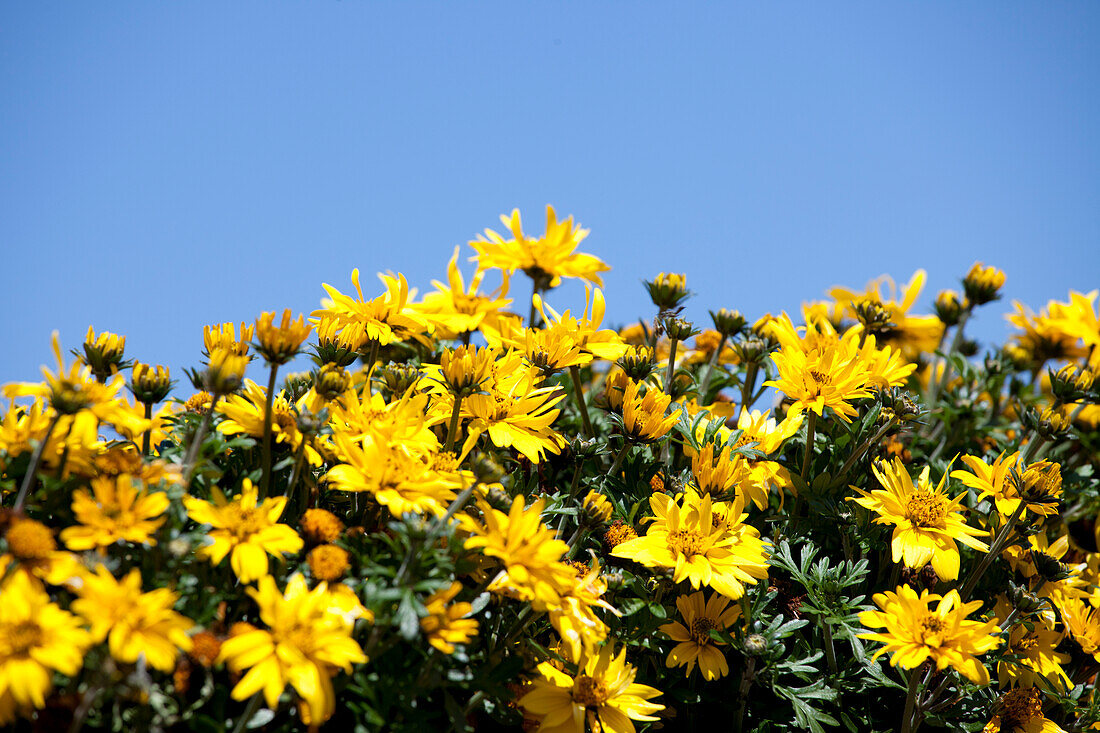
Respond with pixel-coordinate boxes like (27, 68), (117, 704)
(905, 492), (947, 528)
(2, 620), (43, 656)
(667, 529), (705, 557)
(919, 615), (946, 644)
(5, 519), (56, 560)
(1000, 687), (1042, 726)
(572, 675), (610, 707)
(224, 505), (266, 539)
(808, 369), (831, 387)
(689, 617), (718, 645)
(273, 408), (297, 433)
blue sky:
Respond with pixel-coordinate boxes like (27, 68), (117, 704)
(2, 2), (1098, 384)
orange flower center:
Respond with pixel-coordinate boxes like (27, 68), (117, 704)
(905, 492), (947, 528)
(667, 529), (705, 557)
(1000, 687), (1042, 726)
(689, 617), (718, 645)
(572, 675), (610, 707)
(2, 620), (43, 656)
(224, 505), (267, 539)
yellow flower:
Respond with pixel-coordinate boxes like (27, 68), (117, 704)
(216, 574), (368, 724)
(325, 433), (460, 517)
(690, 441), (749, 499)
(202, 347), (249, 395)
(462, 496), (575, 608)
(61, 474), (170, 551)
(129, 362), (173, 405)
(470, 205), (609, 289)
(951, 452), (1023, 518)
(420, 582), (478, 654)
(859, 584), (1000, 684)
(80, 326), (128, 381)
(203, 321), (253, 357)
(72, 566), (194, 672)
(963, 262), (1006, 306)
(659, 591), (740, 680)
(217, 379), (322, 465)
(829, 270), (944, 358)
(436, 344), (496, 396)
(0, 571), (90, 713)
(581, 490), (613, 525)
(549, 559), (618, 660)
(254, 309), (312, 365)
(990, 596), (1070, 690)
(1007, 300), (1089, 365)
(416, 246), (512, 339)
(1, 518), (82, 588)
(620, 379), (680, 443)
(611, 487), (770, 600)
(314, 269), (432, 348)
(183, 479), (304, 582)
(533, 286), (627, 361)
(307, 544), (350, 582)
(850, 458), (988, 581)
(518, 643), (663, 733)
(983, 687), (1067, 733)
(300, 508), (344, 545)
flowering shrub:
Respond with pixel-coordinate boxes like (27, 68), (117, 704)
(2, 205), (1099, 732)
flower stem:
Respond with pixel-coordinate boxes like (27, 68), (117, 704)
(800, 410), (817, 482)
(141, 402), (153, 456)
(182, 395), (219, 488)
(929, 308), (970, 406)
(286, 438), (308, 505)
(736, 363), (759, 424)
(958, 497), (1027, 602)
(569, 366), (594, 438)
(837, 417), (897, 482)
(901, 667), (923, 733)
(259, 362), (280, 499)
(664, 338), (680, 395)
(443, 394), (464, 453)
(607, 441), (631, 478)
(13, 412), (61, 512)
(697, 335), (726, 400)
(230, 692), (263, 733)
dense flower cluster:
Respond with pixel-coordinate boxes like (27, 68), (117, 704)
(1, 206), (1099, 731)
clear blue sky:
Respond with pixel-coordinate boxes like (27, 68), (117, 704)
(3, 3), (1098, 384)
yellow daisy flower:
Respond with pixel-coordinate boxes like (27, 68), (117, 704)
(850, 458), (989, 581)
(420, 582), (478, 655)
(216, 574), (368, 725)
(983, 687), (1067, 733)
(0, 571), (90, 714)
(314, 270), (432, 349)
(611, 487), (770, 600)
(620, 379), (681, 444)
(72, 565), (194, 672)
(183, 478), (304, 582)
(859, 584), (1000, 684)
(518, 643), (664, 733)
(990, 596), (1070, 690)
(217, 379), (322, 466)
(415, 246), (512, 339)
(659, 591), (741, 680)
(60, 473), (170, 551)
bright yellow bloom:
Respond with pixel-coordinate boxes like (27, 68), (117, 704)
(72, 566), (194, 672)
(620, 379), (681, 443)
(952, 452), (1023, 518)
(829, 270), (944, 357)
(963, 262), (1006, 306)
(203, 321), (253, 357)
(850, 458), (988, 581)
(659, 591), (740, 680)
(183, 479), (304, 582)
(315, 270), (432, 348)
(690, 441), (749, 499)
(1059, 599), (1100, 663)
(1007, 300), (1089, 365)
(307, 544), (350, 582)
(533, 286), (627, 362)
(983, 688), (1067, 733)
(254, 309), (312, 365)
(470, 205), (609, 289)
(216, 574), (368, 724)
(436, 344), (496, 396)
(462, 496), (576, 608)
(80, 326), (127, 380)
(990, 596), (1070, 690)
(217, 379), (322, 465)
(611, 487), (770, 600)
(0, 518), (82, 588)
(129, 362), (172, 404)
(416, 246), (512, 339)
(859, 584), (1000, 684)
(518, 643), (663, 733)
(549, 559), (618, 659)
(326, 432), (460, 517)
(420, 582), (478, 654)
(0, 571), (90, 713)
(61, 474), (170, 551)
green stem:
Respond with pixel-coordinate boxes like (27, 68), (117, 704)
(735, 656), (757, 733)
(697, 335), (726, 401)
(182, 394), (220, 489)
(837, 417), (898, 482)
(141, 402), (153, 456)
(901, 666), (923, 733)
(569, 365), (594, 438)
(259, 362), (280, 499)
(821, 619), (839, 675)
(607, 441), (631, 478)
(664, 338), (680, 395)
(736, 363), (759, 423)
(14, 412), (62, 512)
(230, 692), (263, 733)
(443, 394), (464, 453)
(929, 309), (971, 405)
(286, 438), (308, 505)
(800, 410), (817, 482)
(958, 497), (1027, 602)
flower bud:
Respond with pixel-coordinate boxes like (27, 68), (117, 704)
(744, 634), (768, 656)
(962, 262), (1005, 307)
(80, 326), (128, 382)
(934, 290), (965, 327)
(439, 345), (495, 397)
(130, 362), (173, 405)
(255, 309), (312, 365)
(660, 316), (697, 342)
(581, 491), (613, 526)
(313, 363), (351, 401)
(617, 346), (656, 381)
(644, 272), (690, 310)
(853, 297), (895, 335)
(1050, 364), (1095, 405)
(203, 348), (248, 395)
(710, 308), (747, 338)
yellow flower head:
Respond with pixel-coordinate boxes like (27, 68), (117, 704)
(581, 490), (613, 526)
(307, 544), (350, 583)
(828, 270), (944, 358)
(1061, 599), (1100, 663)
(254, 309), (312, 365)
(691, 441), (749, 499)
(315, 270), (432, 349)
(130, 362), (173, 405)
(533, 286), (628, 362)
(850, 458), (989, 581)
(416, 246), (512, 339)
(216, 574), (368, 725)
(470, 205), (609, 289)
(81, 326), (127, 381)
(61, 474), (170, 551)
(518, 643), (664, 733)
(183, 478), (304, 582)
(645, 272), (689, 309)
(990, 596), (1070, 690)
(420, 582), (478, 655)
(983, 687), (1067, 733)
(859, 584), (1001, 684)
(300, 508), (344, 545)
(963, 262), (1006, 307)
(437, 344), (496, 396)
(0, 570), (91, 712)
(203, 321), (253, 358)
(659, 591), (741, 680)
(72, 566), (194, 672)
(203, 347), (249, 395)
(621, 379), (680, 443)
(611, 487), (770, 600)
